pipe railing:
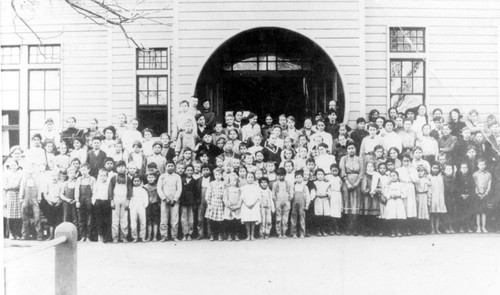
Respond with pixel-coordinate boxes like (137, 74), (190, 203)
(4, 222), (78, 295)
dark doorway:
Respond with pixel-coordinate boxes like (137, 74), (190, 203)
(195, 28), (345, 127)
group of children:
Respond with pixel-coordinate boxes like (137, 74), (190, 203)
(3, 99), (500, 242)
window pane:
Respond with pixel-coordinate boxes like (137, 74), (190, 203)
(148, 91), (158, 105)
(30, 71), (45, 90)
(45, 90), (60, 109)
(45, 71), (60, 90)
(158, 92), (167, 105)
(413, 78), (424, 93)
(148, 77), (158, 91)
(29, 91), (45, 109)
(413, 61), (424, 77)
(137, 48), (168, 69)
(139, 77), (148, 91)
(30, 111), (45, 130)
(29, 45), (61, 64)
(390, 61), (401, 77)
(1, 71), (19, 90)
(389, 28), (425, 52)
(402, 78), (412, 93)
(158, 77), (167, 91)
(1, 46), (20, 65)
(390, 78), (401, 93)
(139, 92), (148, 105)
(391, 94), (423, 112)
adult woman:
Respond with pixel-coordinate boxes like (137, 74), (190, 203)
(412, 104), (428, 135)
(241, 112), (261, 144)
(387, 147), (402, 169)
(300, 117), (316, 139)
(368, 109), (380, 123)
(339, 143), (364, 235)
(448, 108), (466, 138)
(396, 154), (418, 235)
(5, 146), (24, 170)
(285, 116), (300, 144)
(387, 107), (398, 121)
(416, 124), (439, 163)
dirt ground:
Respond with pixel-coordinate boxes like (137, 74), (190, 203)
(4, 234), (500, 295)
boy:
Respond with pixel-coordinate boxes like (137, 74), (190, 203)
(92, 169), (111, 243)
(259, 177), (275, 239)
(87, 136), (107, 178)
(196, 164), (213, 239)
(75, 163), (95, 241)
(128, 140), (147, 176)
(130, 175), (149, 242)
(24, 134), (47, 171)
(108, 161), (133, 243)
(224, 114), (237, 136)
(148, 141), (167, 174)
(473, 159), (492, 233)
(430, 116), (445, 140)
(272, 168), (293, 238)
(212, 122), (228, 145)
(290, 170), (310, 238)
(145, 172), (160, 241)
(262, 133), (282, 167)
(160, 133), (176, 162)
(197, 133), (222, 165)
(349, 117), (368, 155)
(180, 165), (198, 241)
(157, 161), (183, 242)
(283, 160), (296, 187)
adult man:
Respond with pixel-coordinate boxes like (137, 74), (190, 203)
(201, 100), (216, 130)
(157, 161), (183, 242)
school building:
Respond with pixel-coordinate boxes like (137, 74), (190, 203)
(1, 0), (500, 156)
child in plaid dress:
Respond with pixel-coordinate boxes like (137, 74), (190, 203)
(240, 172), (261, 241)
(3, 160), (23, 239)
(223, 174), (242, 241)
(259, 177), (275, 239)
(205, 168), (226, 241)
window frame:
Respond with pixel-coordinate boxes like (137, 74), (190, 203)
(28, 44), (61, 64)
(136, 75), (169, 109)
(389, 27), (426, 53)
(1, 46), (21, 65)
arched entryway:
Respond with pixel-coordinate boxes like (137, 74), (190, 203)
(194, 27), (345, 127)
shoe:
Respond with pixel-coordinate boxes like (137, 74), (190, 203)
(292, 235), (298, 239)
(182, 236), (187, 241)
(227, 236), (232, 242)
(278, 234), (283, 239)
(264, 235), (268, 239)
(459, 228), (464, 233)
(218, 235), (223, 241)
(37, 237), (43, 241)
(197, 235), (203, 240)
(234, 235), (239, 241)
(122, 239), (128, 243)
(187, 235), (192, 241)
(316, 232), (322, 237)
(390, 233), (396, 238)
(133, 239), (139, 243)
(209, 235), (214, 241)
(173, 238), (180, 242)
(161, 237), (168, 242)
(397, 232), (402, 237)
(299, 235), (305, 239)
(113, 239), (119, 243)
(282, 235), (287, 239)
(143, 239), (149, 243)
(449, 229), (455, 234)
(482, 228), (488, 233)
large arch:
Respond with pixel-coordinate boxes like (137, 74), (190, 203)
(194, 27), (348, 127)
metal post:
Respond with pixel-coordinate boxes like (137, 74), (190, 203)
(55, 222), (77, 295)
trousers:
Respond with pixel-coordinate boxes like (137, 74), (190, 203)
(160, 200), (179, 239)
(181, 206), (194, 236)
(130, 207), (146, 240)
(260, 207), (273, 236)
(197, 200), (211, 237)
(22, 197), (41, 238)
(290, 201), (306, 236)
(112, 197), (129, 240)
(275, 200), (290, 236)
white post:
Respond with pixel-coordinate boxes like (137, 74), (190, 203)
(55, 222), (78, 295)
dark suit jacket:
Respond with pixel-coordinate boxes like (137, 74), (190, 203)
(87, 149), (107, 178)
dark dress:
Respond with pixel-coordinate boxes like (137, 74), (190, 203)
(443, 174), (455, 217)
(455, 171), (475, 227)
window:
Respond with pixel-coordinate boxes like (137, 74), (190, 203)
(223, 53), (311, 72)
(28, 69), (61, 137)
(137, 48), (168, 69)
(138, 76), (168, 106)
(29, 45), (61, 64)
(136, 48), (169, 134)
(390, 28), (425, 52)
(390, 59), (425, 111)
(1, 46), (20, 65)
(1, 70), (20, 151)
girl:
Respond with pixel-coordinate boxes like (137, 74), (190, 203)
(313, 169), (331, 236)
(316, 143), (336, 174)
(413, 104), (429, 135)
(42, 118), (61, 147)
(396, 154), (418, 235)
(238, 166), (248, 187)
(61, 116), (84, 149)
(255, 151), (265, 171)
(387, 147), (402, 169)
(286, 116), (300, 144)
(333, 134), (349, 164)
(54, 143), (70, 171)
(227, 129), (242, 155)
(85, 118), (102, 147)
(205, 168), (226, 241)
(429, 163), (447, 234)
(44, 140), (57, 171)
(368, 109), (380, 123)
(241, 113), (261, 143)
(415, 166), (431, 234)
(385, 171), (406, 237)
(411, 147), (430, 173)
(240, 172), (261, 240)
(130, 175), (149, 242)
(160, 133), (176, 162)
(101, 126), (117, 156)
(122, 118), (142, 153)
(327, 164), (342, 235)
(180, 165), (197, 241)
(223, 174), (242, 241)
(259, 177), (274, 239)
(360, 123), (383, 163)
(3, 160), (23, 239)
(41, 170), (64, 240)
(339, 143), (364, 235)
(111, 140), (126, 163)
(361, 161), (380, 236)
(60, 167), (78, 224)
(473, 159), (492, 233)
(294, 147), (309, 171)
(6, 146), (24, 170)
(279, 149), (295, 168)
(280, 137), (296, 161)
(115, 113), (128, 139)
(70, 138), (87, 165)
(455, 163), (475, 233)
(247, 134), (264, 156)
(442, 164), (456, 233)
(387, 107), (398, 121)
(243, 153), (257, 174)
(372, 145), (387, 172)
(145, 172), (160, 241)
(448, 108), (466, 139)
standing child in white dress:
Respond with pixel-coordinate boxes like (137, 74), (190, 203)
(240, 172), (261, 241)
(326, 164), (342, 235)
(429, 163), (447, 234)
(223, 174), (242, 241)
(385, 170), (406, 237)
(313, 169), (331, 236)
(415, 166), (431, 235)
